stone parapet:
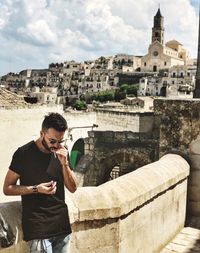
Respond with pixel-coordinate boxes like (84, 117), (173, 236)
(0, 154), (189, 253)
(189, 136), (200, 216)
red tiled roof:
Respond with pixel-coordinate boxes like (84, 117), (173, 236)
(0, 88), (28, 107)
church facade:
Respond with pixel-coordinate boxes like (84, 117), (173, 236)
(141, 8), (188, 72)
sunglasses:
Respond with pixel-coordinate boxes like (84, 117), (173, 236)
(48, 138), (67, 145)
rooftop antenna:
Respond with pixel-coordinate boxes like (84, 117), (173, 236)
(67, 124), (98, 141)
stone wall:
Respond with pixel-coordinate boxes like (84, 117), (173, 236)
(0, 154), (189, 253)
(188, 137), (200, 216)
(96, 109), (155, 132)
(154, 98), (200, 216)
(75, 131), (159, 186)
(154, 98), (200, 157)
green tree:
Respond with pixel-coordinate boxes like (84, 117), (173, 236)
(98, 90), (115, 102)
(120, 84), (129, 92)
(114, 89), (126, 101)
(126, 85), (139, 96)
(74, 100), (87, 110)
(119, 84), (139, 97)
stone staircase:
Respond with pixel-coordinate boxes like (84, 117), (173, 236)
(161, 217), (200, 253)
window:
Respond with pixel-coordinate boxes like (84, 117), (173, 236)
(110, 166), (120, 180)
(144, 62), (146, 66)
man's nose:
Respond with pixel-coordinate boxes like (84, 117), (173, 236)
(53, 142), (59, 148)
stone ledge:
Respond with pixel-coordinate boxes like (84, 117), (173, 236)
(70, 154), (189, 222)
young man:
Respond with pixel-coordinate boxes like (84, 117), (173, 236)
(3, 112), (77, 253)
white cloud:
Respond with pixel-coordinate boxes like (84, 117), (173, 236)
(0, 1), (14, 29)
(0, 0), (199, 75)
(60, 29), (93, 49)
(18, 19), (57, 45)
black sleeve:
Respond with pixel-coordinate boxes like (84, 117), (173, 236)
(9, 148), (23, 175)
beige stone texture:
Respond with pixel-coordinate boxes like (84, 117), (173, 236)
(96, 110), (155, 133)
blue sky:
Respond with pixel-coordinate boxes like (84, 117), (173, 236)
(0, 0), (199, 76)
(190, 0), (199, 9)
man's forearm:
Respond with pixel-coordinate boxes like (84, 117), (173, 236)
(62, 164), (77, 193)
(4, 185), (33, 196)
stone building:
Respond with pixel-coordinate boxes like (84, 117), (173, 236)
(138, 64), (195, 97)
(138, 76), (162, 96)
(29, 86), (58, 104)
(108, 54), (142, 71)
(120, 97), (144, 107)
(163, 65), (195, 97)
(48, 63), (63, 87)
(141, 8), (188, 72)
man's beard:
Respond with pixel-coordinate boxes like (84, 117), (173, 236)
(41, 137), (54, 153)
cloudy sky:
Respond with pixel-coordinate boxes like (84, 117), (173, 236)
(0, 0), (199, 76)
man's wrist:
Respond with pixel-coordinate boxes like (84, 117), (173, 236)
(32, 185), (38, 193)
(62, 162), (71, 169)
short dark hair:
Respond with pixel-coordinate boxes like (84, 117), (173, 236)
(42, 112), (67, 132)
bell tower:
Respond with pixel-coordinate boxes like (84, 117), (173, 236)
(152, 8), (164, 45)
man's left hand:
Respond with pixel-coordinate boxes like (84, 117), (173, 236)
(55, 147), (69, 166)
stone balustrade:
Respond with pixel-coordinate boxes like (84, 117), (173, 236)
(0, 154), (189, 253)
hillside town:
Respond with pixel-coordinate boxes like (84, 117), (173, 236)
(0, 8), (197, 110)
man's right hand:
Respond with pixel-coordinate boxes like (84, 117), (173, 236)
(37, 181), (57, 195)
(3, 170), (57, 196)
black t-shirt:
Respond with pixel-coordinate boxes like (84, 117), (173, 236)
(9, 141), (72, 241)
